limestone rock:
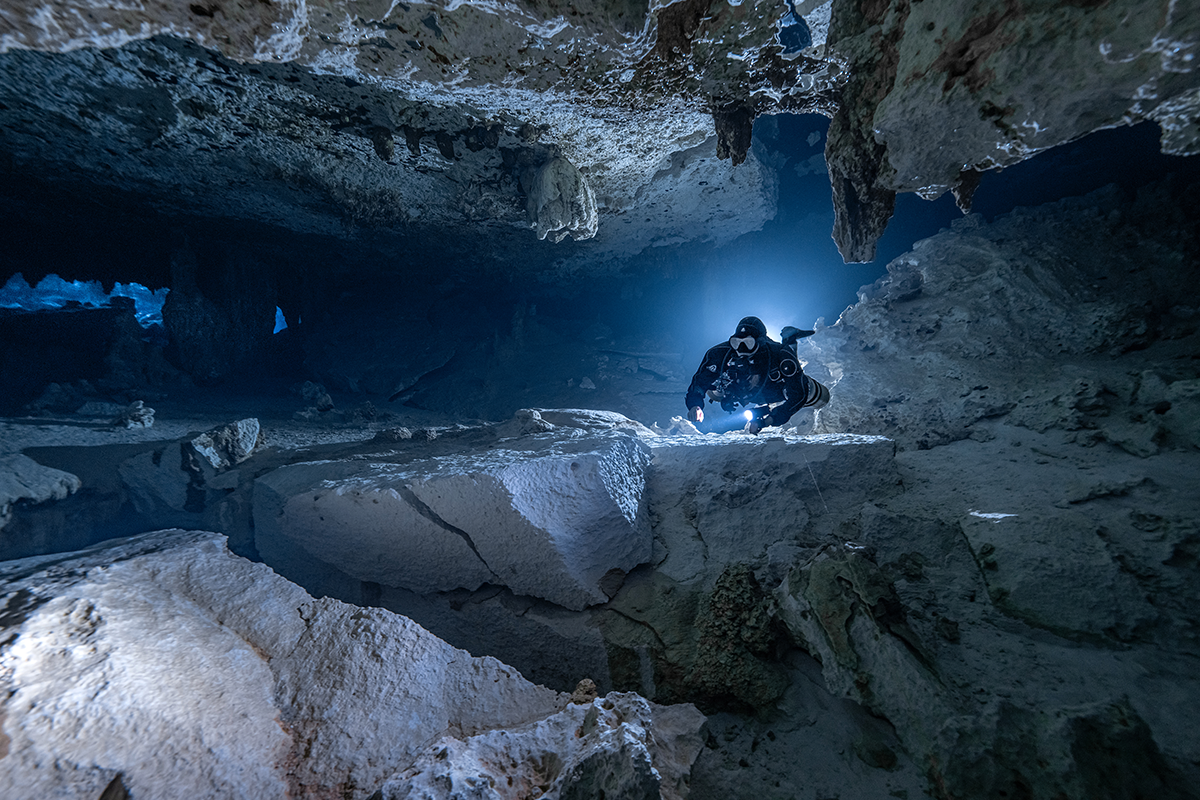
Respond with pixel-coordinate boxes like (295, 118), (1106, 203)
(0, 0), (303, 61)
(800, 181), (1200, 448)
(493, 408), (660, 440)
(775, 544), (951, 751)
(934, 698), (1195, 800)
(1, 0), (1196, 262)
(117, 419), (263, 521)
(647, 433), (899, 584)
(354, 432), (899, 701)
(372, 581), (617, 694)
(0, 454), (81, 531)
(533, 408), (660, 437)
(495, 408), (559, 438)
(379, 692), (705, 800)
(773, 536), (1196, 800)
(524, 157), (599, 243)
(824, 0), (1200, 257)
(683, 563), (790, 711)
(0, 529), (566, 800)
(959, 510), (1155, 641)
(254, 431), (653, 610)
(0, 32), (775, 277)
(111, 399), (154, 429)
(189, 418), (262, 470)
(571, 678), (600, 704)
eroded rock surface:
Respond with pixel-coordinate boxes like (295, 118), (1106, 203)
(0, 529), (574, 800)
(0, 454), (80, 531)
(382, 691), (705, 800)
(761, 173), (1200, 798)
(3, 0), (1193, 263)
(772, 431), (1200, 799)
(800, 178), (1200, 450)
(823, 0), (1200, 259)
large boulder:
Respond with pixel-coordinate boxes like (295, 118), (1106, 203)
(328, 429), (902, 707)
(646, 432), (900, 584)
(116, 418), (263, 534)
(254, 431), (653, 610)
(0, 529), (569, 800)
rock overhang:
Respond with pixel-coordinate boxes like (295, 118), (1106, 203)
(5, 0), (1192, 271)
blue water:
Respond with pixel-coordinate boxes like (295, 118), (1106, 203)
(0, 272), (168, 327)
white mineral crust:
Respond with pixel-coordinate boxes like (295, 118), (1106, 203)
(381, 692), (706, 800)
(0, 529), (567, 800)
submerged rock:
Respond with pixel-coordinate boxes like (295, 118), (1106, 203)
(112, 399), (154, 429)
(801, 181), (1200, 450)
(380, 692), (705, 800)
(0, 453), (81, 531)
(0, 530), (594, 799)
(189, 417), (262, 470)
(255, 430), (653, 610)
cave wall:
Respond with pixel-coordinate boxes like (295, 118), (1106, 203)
(802, 175), (1200, 451)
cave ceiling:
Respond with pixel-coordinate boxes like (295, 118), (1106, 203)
(0, 0), (1197, 276)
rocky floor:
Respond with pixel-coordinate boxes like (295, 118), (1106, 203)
(2, 400), (1197, 798)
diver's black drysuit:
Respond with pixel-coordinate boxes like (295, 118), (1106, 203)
(685, 316), (828, 430)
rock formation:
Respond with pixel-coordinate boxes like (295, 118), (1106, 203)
(383, 691), (705, 800)
(0, 454), (81, 531)
(0, 529), (705, 800)
(824, 0), (1200, 259)
(0, 1), (1198, 796)
(1, 0), (1195, 264)
(254, 425), (653, 609)
(800, 178), (1200, 451)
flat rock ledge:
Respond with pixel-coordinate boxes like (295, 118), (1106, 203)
(255, 431), (653, 611)
(0, 529), (703, 800)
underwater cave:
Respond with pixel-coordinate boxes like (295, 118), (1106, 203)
(1, 1), (1199, 798)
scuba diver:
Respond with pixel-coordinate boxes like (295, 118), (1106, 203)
(685, 316), (830, 434)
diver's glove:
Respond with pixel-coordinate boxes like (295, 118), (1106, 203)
(781, 326), (815, 346)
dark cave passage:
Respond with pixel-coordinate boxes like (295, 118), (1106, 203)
(2, 116), (1193, 428)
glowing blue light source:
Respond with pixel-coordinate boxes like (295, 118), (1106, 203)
(274, 306), (288, 334)
(0, 272), (168, 327)
(743, 409), (754, 420)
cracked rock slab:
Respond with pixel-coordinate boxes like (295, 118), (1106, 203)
(254, 432), (653, 610)
(959, 510), (1155, 641)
